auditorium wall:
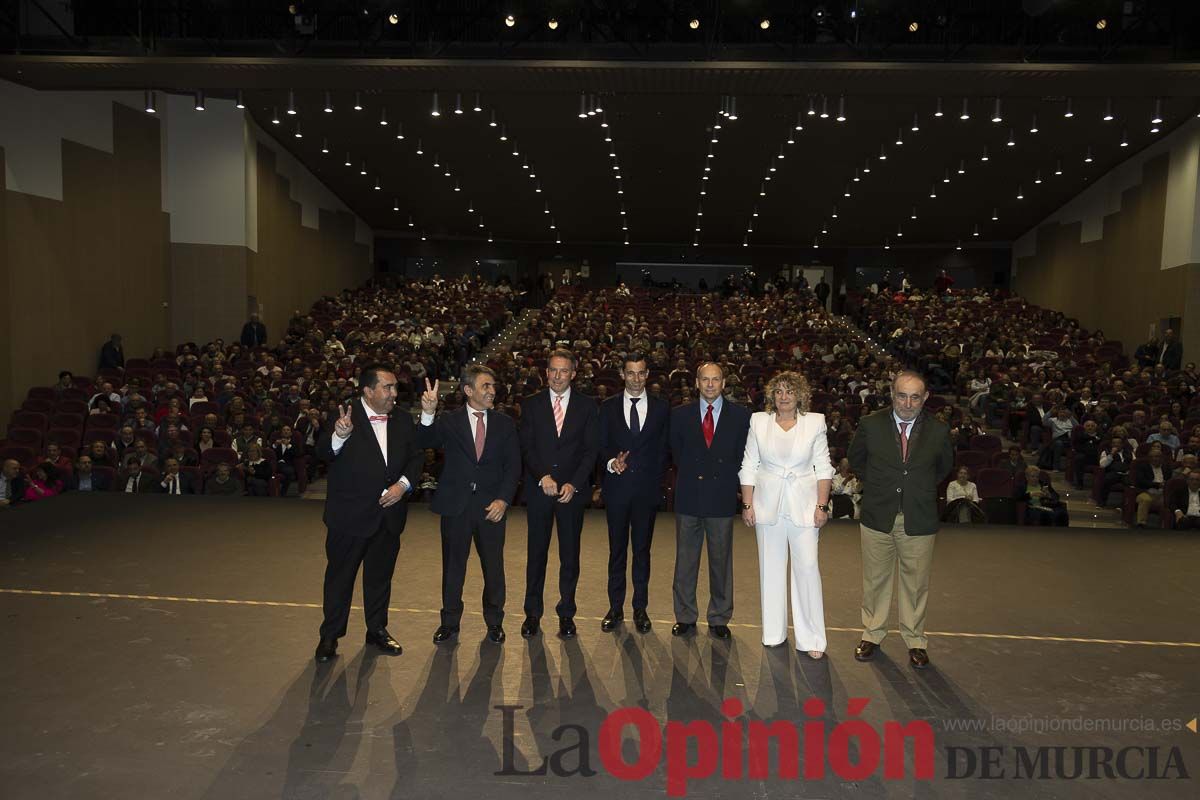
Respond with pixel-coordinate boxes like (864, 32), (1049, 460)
(0, 80), (373, 424)
(1013, 119), (1200, 362)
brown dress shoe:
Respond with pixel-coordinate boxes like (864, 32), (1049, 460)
(854, 640), (877, 661)
(908, 648), (930, 669)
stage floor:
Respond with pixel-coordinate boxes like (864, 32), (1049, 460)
(1, 494), (1198, 799)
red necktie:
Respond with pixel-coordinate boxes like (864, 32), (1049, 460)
(702, 404), (715, 448)
(899, 422), (911, 462)
(473, 411), (486, 461)
(369, 415), (388, 422)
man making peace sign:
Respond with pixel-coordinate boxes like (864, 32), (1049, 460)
(313, 364), (425, 664)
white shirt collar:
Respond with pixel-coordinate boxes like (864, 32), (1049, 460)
(551, 386), (572, 405)
(361, 397), (388, 423)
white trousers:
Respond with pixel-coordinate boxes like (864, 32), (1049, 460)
(755, 517), (826, 652)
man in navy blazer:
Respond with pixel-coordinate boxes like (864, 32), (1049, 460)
(668, 362), (751, 639)
(599, 353), (669, 634)
(518, 349), (600, 640)
(418, 366), (521, 645)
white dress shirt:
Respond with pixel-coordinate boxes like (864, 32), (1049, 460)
(332, 398), (411, 493)
(1187, 490), (1200, 518)
(420, 406), (488, 440)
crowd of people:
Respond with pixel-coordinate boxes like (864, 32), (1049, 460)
(0, 276), (521, 506)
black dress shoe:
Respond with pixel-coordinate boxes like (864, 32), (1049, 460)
(558, 617), (577, 639)
(365, 628), (403, 655)
(709, 624), (732, 640)
(487, 625), (506, 644)
(671, 622), (696, 637)
(314, 638), (338, 663)
(854, 640), (877, 662)
(432, 626), (458, 645)
(601, 609), (624, 632)
(633, 609), (652, 634)
(908, 648), (930, 670)
(520, 616), (540, 639)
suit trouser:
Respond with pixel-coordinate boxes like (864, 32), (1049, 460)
(319, 521), (401, 640)
(524, 492), (587, 619)
(860, 512), (936, 649)
(1136, 491), (1163, 525)
(673, 514), (734, 625)
(1176, 515), (1200, 530)
(605, 494), (658, 611)
(440, 498), (506, 629)
(755, 517), (825, 651)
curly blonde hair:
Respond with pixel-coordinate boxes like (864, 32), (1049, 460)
(763, 370), (811, 415)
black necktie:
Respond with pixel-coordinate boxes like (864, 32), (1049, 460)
(629, 397), (641, 436)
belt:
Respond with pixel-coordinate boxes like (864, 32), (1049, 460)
(759, 464), (818, 483)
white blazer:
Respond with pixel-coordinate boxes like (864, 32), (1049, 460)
(738, 411), (835, 527)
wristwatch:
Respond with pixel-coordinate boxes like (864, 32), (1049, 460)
(741, 502), (752, 510)
(816, 502), (831, 513)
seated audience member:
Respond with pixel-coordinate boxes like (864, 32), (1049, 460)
(1040, 407), (1077, 470)
(1070, 420), (1103, 490)
(1097, 435), (1134, 507)
(204, 462), (243, 496)
(42, 442), (74, 478)
(126, 439), (158, 470)
(0, 459), (26, 508)
(113, 426), (138, 462)
(242, 443), (273, 497)
(87, 439), (118, 470)
(830, 457), (861, 519)
(1016, 465), (1069, 527)
(157, 424), (186, 460)
(416, 448), (442, 501)
(118, 456), (157, 494)
(66, 454), (111, 492)
(270, 425), (299, 496)
(158, 457), (195, 495)
(233, 423), (262, 457)
(1026, 393), (1051, 450)
(195, 427), (217, 454)
(52, 370), (75, 400)
(943, 466), (986, 524)
(23, 462), (63, 503)
(1133, 447), (1173, 528)
(1146, 421), (1181, 453)
(998, 445), (1027, 479)
(167, 440), (199, 468)
(1168, 471), (1200, 530)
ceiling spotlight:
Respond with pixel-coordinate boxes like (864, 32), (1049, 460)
(294, 122), (303, 139)
(943, 169), (951, 183)
(959, 98), (970, 120)
(430, 91), (440, 117)
(911, 206), (918, 220)
(896, 224), (903, 238)
(831, 206), (838, 218)
(689, 18), (700, 30)
(1007, 129), (1016, 147)
(353, 91), (363, 111)
(543, 201), (550, 214)
(836, 95), (846, 122)
(144, 90), (156, 113)
(1084, 146), (1094, 163)
(908, 21), (919, 32)
(911, 113), (920, 132)
(379, 107), (388, 126)
(415, 139), (424, 155)
(1017, 186), (1024, 199)
(843, 185), (851, 197)
(578, 94), (587, 119)
(991, 97), (1002, 123)
(852, 168), (860, 182)
(374, 177), (381, 191)
(777, 146), (785, 160)
(794, 112), (804, 131)
(895, 129), (904, 146)
(473, 92), (482, 112)
(479, 216), (485, 228)
(271, 107), (280, 124)
(884, 237), (891, 250)
(548, 17), (558, 30)
(813, 236), (819, 248)
(344, 153), (352, 167)
(534, 182), (542, 193)
(504, 14), (515, 27)
(421, 231), (427, 241)
(1034, 171), (1043, 184)
(395, 122), (404, 140)
(821, 224), (828, 234)
(360, 161), (368, 175)
(957, 159), (966, 174)
(759, 185), (766, 197)
(956, 240), (963, 250)
(981, 145), (989, 162)
(1120, 129), (1129, 147)
(879, 145), (888, 160)
(934, 96), (944, 117)
(1064, 98), (1074, 118)
(863, 159), (871, 173)
(973, 224), (980, 237)
(234, 90), (245, 110)
(454, 93), (463, 115)
(324, 91), (333, 113)
(321, 138), (329, 154)
(287, 89), (297, 115)
(194, 90), (206, 111)
(453, 181), (461, 192)
(488, 234), (494, 242)
(820, 96), (829, 119)
(991, 208), (999, 221)
(1151, 98), (1163, 125)
(1054, 159), (1063, 175)
(432, 154), (440, 167)
(760, 18), (771, 30)
(388, 12), (399, 25)
(728, 97), (738, 121)
(1096, 18), (1108, 30)
(807, 96), (817, 116)
(1103, 98), (1115, 121)
(1030, 113), (1039, 134)
(601, 112), (609, 128)
(393, 198), (400, 211)
(742, 237), (748, 248)
(499, 125), (508, 141)
(929, 185), (937, 198)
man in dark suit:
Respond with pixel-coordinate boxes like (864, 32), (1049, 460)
(1132, 447), (1173, 528)
(1167, 470), (1200, 529)
(157, 457), (196, 495)
(668, 362), (751, 640)
(0, 459), (27, 507)
(1158, 329), (1183, 371)
(99, 333), (124, 371)
(848, 370), (954, 670)
(116, 456), (158, 493)
(66, 454), (111, 492)
(314, 364), (424, 663)
(598, 353), (670, 634)
(240, 313), (268, 348)
(417, 367), (521, 645)
(518, 349), (600, 640)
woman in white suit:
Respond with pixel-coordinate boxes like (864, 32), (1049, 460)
(738, 371), (834, 658)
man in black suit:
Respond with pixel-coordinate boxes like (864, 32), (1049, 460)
(417, 367), (521, 645)
(1158, 329), (1183, 371)
(668, 362), (751, 640)
(598, 353), (669, 634)
(518, 349), (600, 640)
(314, 364), (424, 663)
(158, 457), (196, 495)
(0, 459), (27, 507)
(99, 333), (124, 371)
(66, 454), (111, 492)
(117, 456), (158, 494)
(240, 313), (268, 348)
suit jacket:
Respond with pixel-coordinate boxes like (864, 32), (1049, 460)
(1166, 480), (1198, 517)
(738, 411), (834, 526)
(599, 393), (669, 505)
(1161, 341), (1183, 371)
(159, 472), (196, 495)
(317, 401), (424, 538)
(1133, 461), (1173, 491)
(66, 471), (111, 492)
(518, 389), (600, 502)
(272, 441), (299, 464)
(417, 406), (521, 517)
(847, 408), (955, 536)
(669, 398), (751, 518)
(115, 471), (158, 493)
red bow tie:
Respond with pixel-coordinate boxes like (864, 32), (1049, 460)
(368, 415), (388, 422)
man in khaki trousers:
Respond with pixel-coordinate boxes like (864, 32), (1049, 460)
(847, 371), (955, 669)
